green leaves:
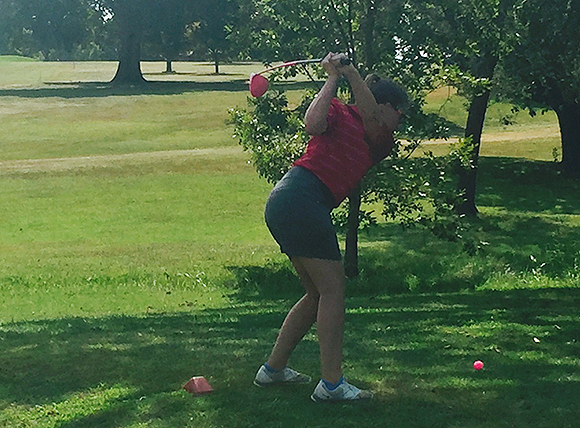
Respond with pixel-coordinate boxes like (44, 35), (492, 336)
(230, 83), (471, 244)
(229, 90), (310, 184)
(362, 138), (472, 241)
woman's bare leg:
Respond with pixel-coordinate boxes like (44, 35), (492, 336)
(266, 259), (319, 370)
(295, 257), (345, 384)
(266, 257), (345, 384)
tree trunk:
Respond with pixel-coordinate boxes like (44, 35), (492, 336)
(111, 6), (145, 85)
(456, 89), (492, 216)
(214, 54), (220, 74)
(164, 60), (175, 74)
(362, 1), (377, 69)
(344, 185), (361, 278)
(554, 101), (580, 178)
(456, 55), (497, 216)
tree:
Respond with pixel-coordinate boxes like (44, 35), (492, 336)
(139, 0), (240, 74)
(0, 0), (106, 60)
(455, 55), (497, 216)
(194, 0), (239, 74)
(408, 0), (521, 216)
(1, 0), (252, 82)
(105, 0), (147, 84)
(102, 0), (243, 83)
(98, 0), (193, 84)
(500, 0), (580, 177)
(142, 0), (193, 73)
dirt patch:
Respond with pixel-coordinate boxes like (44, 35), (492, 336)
(424, 124), (560, 145)
(482, 124), (560, 142)
(0, 124), (561, 175)
(0, 146), (242, 175)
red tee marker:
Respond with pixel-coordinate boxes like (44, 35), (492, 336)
(183, 376), (214, 395)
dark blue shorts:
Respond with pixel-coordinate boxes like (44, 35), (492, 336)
(265, 166), (341, 261)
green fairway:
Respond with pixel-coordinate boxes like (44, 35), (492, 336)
(2, 289), (579, 427)
(0, 57), (578, 427)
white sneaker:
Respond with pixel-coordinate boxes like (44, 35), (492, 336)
(311, 379), (374, 402)
(253, 365), (312, 387)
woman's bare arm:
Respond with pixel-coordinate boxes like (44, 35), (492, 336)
(303, 53), (342, 135)
(339, 58), (398, 147)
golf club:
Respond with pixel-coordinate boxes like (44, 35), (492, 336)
(249, 57), (351, 97)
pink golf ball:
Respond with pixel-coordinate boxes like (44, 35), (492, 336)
(473, 360), (484, 371)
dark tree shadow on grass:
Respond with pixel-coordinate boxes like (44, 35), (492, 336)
(0, 80), (321, 99)
(1, 287), (579, 427)
(477, 157), (580, 215)
(0, 81), (247, 99)
(347, 157), (580, 294)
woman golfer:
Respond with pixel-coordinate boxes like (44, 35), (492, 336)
(253, 52), (407, 402)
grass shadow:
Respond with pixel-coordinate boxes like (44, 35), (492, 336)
(0, 80), (250, 99)
(353, 211), (580, 293)
(477, 157), (580, 214)
(1, 287), (579, 427)
(474, 157), (580, 276)
(345, 287), (580, 427)
(142, 71), (247, 77)
(350, 156), (580, 293)
(0, 78), (326, 100)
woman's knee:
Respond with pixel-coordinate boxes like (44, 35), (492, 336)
(293, 257), (345, 297)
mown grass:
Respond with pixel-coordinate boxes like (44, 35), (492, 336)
(424, 86), (559, 134)
(1, 290), (579, 427)
(0, 57), (578, 427)
(0, 87), (249, 161)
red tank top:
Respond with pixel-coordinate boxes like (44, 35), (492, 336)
(293, 98), (374, 207)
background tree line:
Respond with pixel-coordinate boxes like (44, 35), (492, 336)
(1, 0), (577, 176)
(1, 0), (578, 275)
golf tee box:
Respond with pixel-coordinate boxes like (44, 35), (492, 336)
(183, 376), (213, 395)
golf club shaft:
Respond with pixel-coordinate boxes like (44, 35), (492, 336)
(256, 57), (350, 75)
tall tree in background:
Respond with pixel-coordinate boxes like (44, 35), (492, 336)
(143, 0), (193, 73)
(106, 0), (146, 84)
(0, 0), (102, 60)
(501, 0), (580, 177)
(194, 0), (239, 74)
(412, 0), (520, 216)
(104, 0), (241, 83)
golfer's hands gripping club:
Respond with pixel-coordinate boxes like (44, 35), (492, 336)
(321, 53), (353, 78)
(304, 53), (352, 135)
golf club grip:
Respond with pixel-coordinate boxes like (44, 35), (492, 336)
(340, 58), (351, 65)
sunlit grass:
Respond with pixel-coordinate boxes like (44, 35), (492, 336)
(0, 384), (137, 428)
(0, 58), (259, 85)
(0, 91), (251, 160)
(424, 86), (558, 132)
(0, 57), (578, 427)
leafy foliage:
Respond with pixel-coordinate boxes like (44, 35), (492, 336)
(499, 0), (580, 107)
(230, 90), (311, 184)
(363, 138), (474, 241)
(230, 84), (472, 242)
(0, 0), (112, 60)
(496, 0), (580, 176)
